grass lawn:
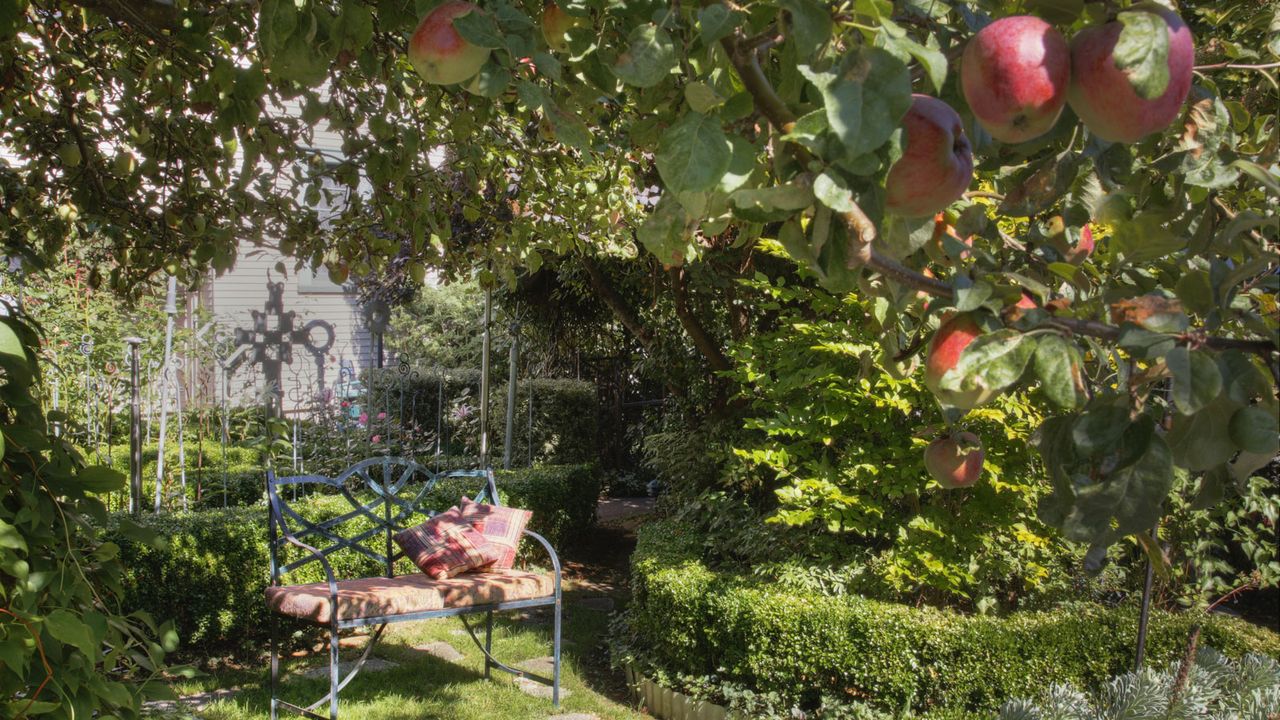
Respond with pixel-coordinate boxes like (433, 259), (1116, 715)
(151, 590), (645, 719)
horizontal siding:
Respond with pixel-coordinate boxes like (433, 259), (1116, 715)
(207, 245), (378, 415)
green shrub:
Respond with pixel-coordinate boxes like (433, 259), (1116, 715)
(104, 464), (600, 657)
(619, 518), (1280, 717)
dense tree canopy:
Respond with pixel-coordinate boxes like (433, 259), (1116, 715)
(1, 0), (1278, 713)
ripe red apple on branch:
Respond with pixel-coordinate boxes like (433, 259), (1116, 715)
(924, 432), (985, 489)
(924, 313), (994, 409)
(1067, 5), (1195, 143)
(961, 15), (1071, 143)
(884, 95), (974, 218)
(409, 1), (491, 85)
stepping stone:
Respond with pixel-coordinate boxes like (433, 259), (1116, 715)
(339, 635), (371, 649)
(414, 641), (465, 663)
(549, 715), (598, 719)
(297, 657), (398, 679)
(518, 656), (556, 677)
(144, 687), (240, 713)
(514, 676), (571, 700)
(576, 597), (615, 612)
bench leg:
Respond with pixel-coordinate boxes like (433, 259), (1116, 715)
(329, 623), (340, 720)
(270, 612), (279, 720)
(553, 597), (561, 709)
(484, 610), (494, 680)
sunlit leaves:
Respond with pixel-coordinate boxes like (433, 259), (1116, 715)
(1032, 335), (1084, 410)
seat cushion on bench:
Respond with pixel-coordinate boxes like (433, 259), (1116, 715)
(265, 569), (554, 624)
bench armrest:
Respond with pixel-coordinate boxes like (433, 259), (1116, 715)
(521, 529), (562, 598)
(274, 530), (340, 598)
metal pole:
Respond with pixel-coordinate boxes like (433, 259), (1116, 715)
(479, 287), (492, 467)
(125, 337), (143, 516)
(1134, 522), (1159, 670)
(154, 275), (177, 512)
(503, 322), (520, 470)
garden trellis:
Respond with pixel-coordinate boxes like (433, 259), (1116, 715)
(33, 280), (557, 515)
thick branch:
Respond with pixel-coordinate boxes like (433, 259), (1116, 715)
(713, 13), (1278, 359)
(580, 254), (654, 349)
(667, 266), (733, 373)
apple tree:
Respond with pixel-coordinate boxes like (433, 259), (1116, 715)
(1, 0), (1279, 712)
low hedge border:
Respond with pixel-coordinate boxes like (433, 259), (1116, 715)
(619, 518), (1280, 717)
(103, 463), (600, 657)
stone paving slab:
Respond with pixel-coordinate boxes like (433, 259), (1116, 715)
(414, 640), (466, 663)
(514, 675), (571, 700)
(548, 714), (598, 719)
(143, 687), (240, 713)
(297, 656), (398, 679)
(518, 655), (556, 677)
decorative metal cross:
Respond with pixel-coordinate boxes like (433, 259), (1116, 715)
(228, 281), (335, 416)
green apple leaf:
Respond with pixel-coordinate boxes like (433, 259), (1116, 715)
(1112, 214), (1186, 263)
(1168, 397), (1239, 471)
(656, 112), (732, 194)
(1034, 335), (1085, 410)
(1166, 346), (1223, 415)
(1114, 8), (1171, 100)
(938, 329), (1035, 398)
(1062, 419), (1173, 543)
(452, 9), (505, 49)
(778, 0), (833, 60)
(697, 4), (741, 45)
(613, 24), (676, 88)
(802, 47), (911, 160)
(1228, 405), (1280, 454)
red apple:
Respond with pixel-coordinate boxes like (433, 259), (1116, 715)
(962, 16), (1071, 143)
(409, 1), (492, 85)
(1068, 223), (1094, 263)
(924, 313), (995, 409)
(926, 212), (974, 263)
(885, 95), (974, 218)
(925, 432), (985, 489)
(1067, 5), (1194, 143)
(542, 3), (585, 54)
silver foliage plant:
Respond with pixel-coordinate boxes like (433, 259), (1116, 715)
(999, 648), (1280, 720)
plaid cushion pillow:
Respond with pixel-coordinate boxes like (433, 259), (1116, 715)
(457, 497), (532, 570)
(392, 508), (501, 580)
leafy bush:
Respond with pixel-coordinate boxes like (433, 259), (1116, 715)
(617, 518), (1280, 717)
(998, 647), (1280, 720)
(104, 464), (600, 657)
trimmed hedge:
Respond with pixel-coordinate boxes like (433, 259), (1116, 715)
(104, 463), (600, 657)
(621, 518), (1280, 717)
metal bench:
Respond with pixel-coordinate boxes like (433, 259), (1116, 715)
(265, 457), (562, 720)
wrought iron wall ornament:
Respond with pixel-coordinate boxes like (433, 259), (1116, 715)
(228, 281), (336, 417)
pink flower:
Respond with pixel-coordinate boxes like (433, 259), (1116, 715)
(341, 401), (350, 408)
(371, 435), (381, 443)
(377, 412), (387, 420)
(359, 413), (368, 424)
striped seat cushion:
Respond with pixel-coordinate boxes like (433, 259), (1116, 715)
(265, 570), (554, 624)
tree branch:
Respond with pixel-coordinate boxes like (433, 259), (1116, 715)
(667, 266), (733, 373)
(713, 14), (1279, 359)
(1193, 61), (1280, 72)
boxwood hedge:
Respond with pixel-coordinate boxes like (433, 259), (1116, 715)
(103, 463), (600, 657)
(620, 518), (1280, 717)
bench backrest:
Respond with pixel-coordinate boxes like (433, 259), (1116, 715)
(266, 457), (499, 584)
